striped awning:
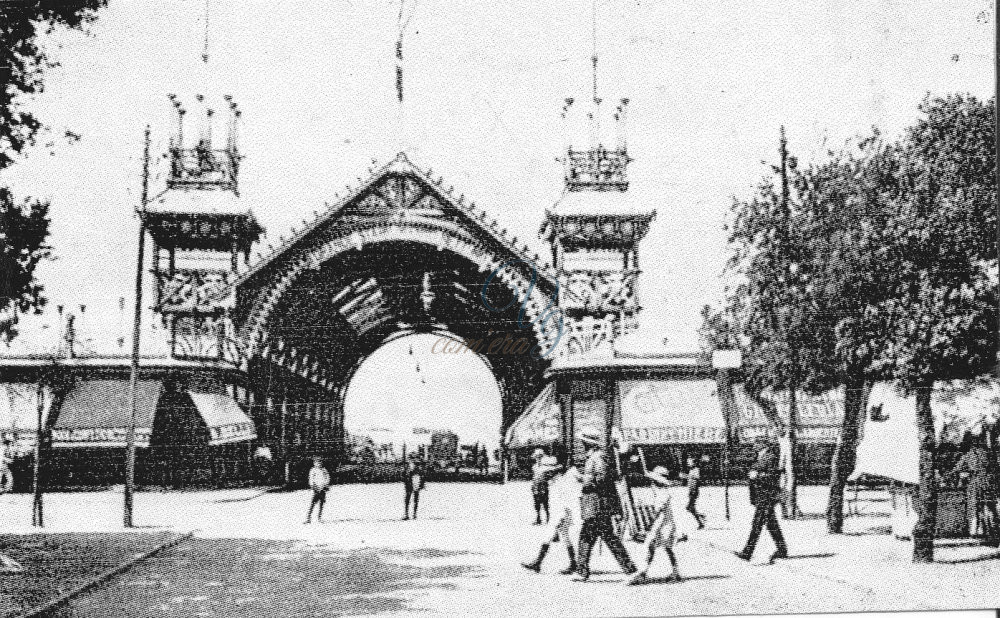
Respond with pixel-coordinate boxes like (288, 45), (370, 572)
(0, 383), (53, 451)
(52, 380), (162, 448)
(728, 385), (844, 443)
(766, 388), (844, 443)
(620, 379), (726, 444)
(188, 391), (257, 445)
(505, 383), (561, 449)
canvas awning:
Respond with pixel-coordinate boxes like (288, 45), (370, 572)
(188, 391), (257, 445)
(852, 380), (1000, 485)
(505, 383), (561, 449)
(52, 380), (163, 448)
(728, 385), (776, 442)
(765, 388), (844, 443)
(619, 379), (726, 444)
(0, 383), (53, 451)
(728, 385), (844, 443)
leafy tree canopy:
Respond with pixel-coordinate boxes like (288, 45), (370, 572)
(1, 0), (106, 338)
(1, 0), (106, 170)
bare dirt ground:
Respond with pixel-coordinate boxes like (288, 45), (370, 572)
(1, 483), (997, 617)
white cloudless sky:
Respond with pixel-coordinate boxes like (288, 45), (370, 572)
(343, 334), (503, 452)
(0, 0), (993, 437)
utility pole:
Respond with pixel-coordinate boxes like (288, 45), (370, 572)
(124, 125), (151, 528)
(995, 1), (999, 383)
(31, 369), (48, 527)
(779, 126), (799, 520)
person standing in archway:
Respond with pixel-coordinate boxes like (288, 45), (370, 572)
(575, 430), (637, 581)
(403, 458), (426, 520)
(304, 457), (331, 524)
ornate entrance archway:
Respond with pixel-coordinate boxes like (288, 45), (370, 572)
(232, 153), (561, 467)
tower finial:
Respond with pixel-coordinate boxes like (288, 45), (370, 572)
(591, 0), (598, 102)
(202, 0), (210, 64)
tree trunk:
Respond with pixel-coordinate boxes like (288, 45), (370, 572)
(913, 383), (937, 563)
(826, 379), (867, 533)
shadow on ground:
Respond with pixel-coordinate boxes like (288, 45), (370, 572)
(56, 538), (484, 617)
(844, 525), (892, 536)
(637, 574), (730, 585)
(0, 532), (179, 618)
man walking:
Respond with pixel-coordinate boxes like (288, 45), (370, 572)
(304, 457), (331, 524)
(735, 437), (789, 563)
(575, 429), (637, 581)
(684, 455), (706, 529)
(403, 458), (425, 520)
(522, 450), (582, 575)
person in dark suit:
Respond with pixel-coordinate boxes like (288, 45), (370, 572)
(574, 429), (637, 581)
(735, 437), (789, 562)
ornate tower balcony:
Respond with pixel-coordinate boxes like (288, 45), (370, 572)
(143, 94), (263, 362)
(541, 95), (655, 362)
(565, 146), (630, 192)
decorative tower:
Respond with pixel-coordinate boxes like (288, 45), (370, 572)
(541, 84), (655, 362)
(144, 94), (263, 360)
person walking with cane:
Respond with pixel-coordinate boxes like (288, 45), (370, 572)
(574, 429), (637, 581)
(304, 457), (331, 524)
(735, 437), (789, 563)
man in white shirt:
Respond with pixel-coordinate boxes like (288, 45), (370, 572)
(522, 451), (582, 575)
(304, 457), (331, 524)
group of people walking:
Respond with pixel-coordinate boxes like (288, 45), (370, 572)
(522, 432), (789, 584)
(298, 433), (793, 580)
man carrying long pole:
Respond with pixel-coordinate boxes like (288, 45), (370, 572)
(124, 126), (151, 528)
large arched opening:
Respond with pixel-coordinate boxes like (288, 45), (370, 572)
(235, 162), (561, 482)
(343, 332), (503, 475)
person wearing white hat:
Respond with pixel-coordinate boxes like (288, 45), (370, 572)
(575, 428), (637, 581)
(629, 465), (684, 585)
(530, 447), (558, 525)
(522, 449), (583, 574)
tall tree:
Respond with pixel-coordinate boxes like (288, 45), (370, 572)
(0, 0), (107, 338)
(791, 134), (902, 533)
(724, 128), (816, 518)
(0, 189), (51, 339)
(869, 94), (997, 562)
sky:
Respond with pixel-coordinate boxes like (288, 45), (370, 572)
(343, 334), (502, 452)
(0, 0), (994, 440)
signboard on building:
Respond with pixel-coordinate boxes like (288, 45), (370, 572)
(619, 379), (726, 445)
